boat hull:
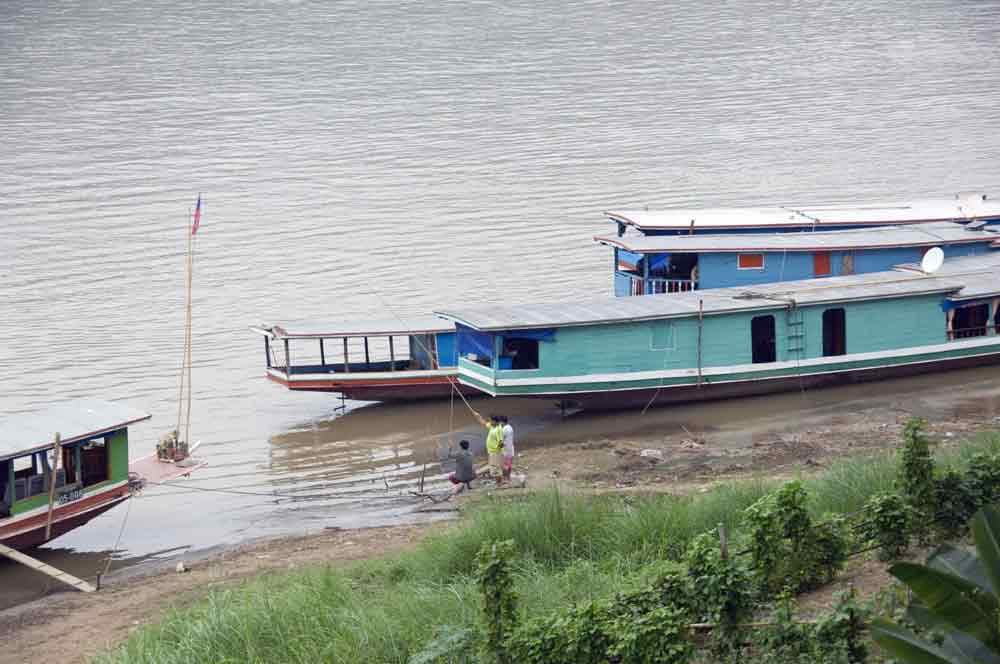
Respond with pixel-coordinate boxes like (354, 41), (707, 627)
(0, 484), (130, 550)
(498, 349), (1000, 411)
(266, 369), (474, 402)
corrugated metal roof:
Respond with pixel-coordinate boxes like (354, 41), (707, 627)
(0, 399), (151, 461)
(436, 271), (975, 331)
(606, 195), (1000, 231)
(597, 221), (999, 253)
(252, 315), (454, 339)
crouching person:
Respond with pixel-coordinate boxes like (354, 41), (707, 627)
(448, 439), (476, 494)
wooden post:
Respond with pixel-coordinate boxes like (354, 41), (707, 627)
(419, 463), (426, 494)
(264, 336), (271, 368)
(343, 337), (350, 373)
(319, 338), (326, 367)
(718, 523), (728, 561)
(389, 336), (395, 371)
(364, 337), (371, 367)
(44, 433), (61, 541)
(284, 339), (291, 373)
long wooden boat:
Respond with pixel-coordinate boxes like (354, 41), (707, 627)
(436, 253), (1000, 410)
(0, 399), (203, 550)
(597, 220), (1000, 296)
(605, 194), (1000, 236)
(251, 317), (471, 402)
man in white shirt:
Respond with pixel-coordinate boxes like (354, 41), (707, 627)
(499, 415), (515, 485)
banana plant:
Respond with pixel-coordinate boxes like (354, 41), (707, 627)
(870, 505), (1000, 664)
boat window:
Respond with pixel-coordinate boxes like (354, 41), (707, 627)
(500, 339), (539, 370)
(12, 453), (48, 500)
(751, 315), (776, 364)
(822, 308), (847, 357)
(813, 252), (832, 277)
(80, 439), (109, 487)
(650, 321), (675, 350)
(738, 254), (765, 270)
(950, 303), (990, 340)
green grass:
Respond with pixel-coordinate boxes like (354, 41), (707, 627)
(96, 430), (1000, 664)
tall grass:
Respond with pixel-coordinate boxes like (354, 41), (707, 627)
(96, 430), (1000, 664)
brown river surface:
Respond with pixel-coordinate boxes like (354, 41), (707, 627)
(2, 0), (1000, 608)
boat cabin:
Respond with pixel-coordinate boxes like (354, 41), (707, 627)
(605, 194), (1000, 237)
(596, 221), (1000, 297)
(252, 316), (461, 401)
(0, 400), (150, 547)
(436, 254), (1000, 410)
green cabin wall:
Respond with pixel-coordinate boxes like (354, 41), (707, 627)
(10, 427), (130, 515)
(490, 293), (949, 381)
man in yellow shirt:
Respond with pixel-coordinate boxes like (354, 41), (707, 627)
(476, 413), (505, 479)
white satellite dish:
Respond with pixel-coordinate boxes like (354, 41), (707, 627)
(921, 247), (945, 274)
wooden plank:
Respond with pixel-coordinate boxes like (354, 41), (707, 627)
(0, 542), (96, 593)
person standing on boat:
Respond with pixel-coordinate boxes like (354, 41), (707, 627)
(499, 415), (515, 485)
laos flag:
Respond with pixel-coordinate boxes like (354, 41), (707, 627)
(192, 194), (202, 235)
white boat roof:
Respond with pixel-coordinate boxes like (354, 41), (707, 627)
(597, 221), (1000, 254)
(0, 399), (151, 462)
(436, 258), (1000, 331)
(251, 315), (454, 340)
(606, 195), (1000, 231)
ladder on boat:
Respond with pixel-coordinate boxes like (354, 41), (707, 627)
(0, 543), (96, 593)
(785, 306), (805, 357)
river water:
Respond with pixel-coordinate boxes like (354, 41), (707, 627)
(2, 0), (1000, 605)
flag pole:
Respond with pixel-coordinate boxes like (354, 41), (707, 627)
(175, 210), (191, 438)
(184, 197), (197, 448)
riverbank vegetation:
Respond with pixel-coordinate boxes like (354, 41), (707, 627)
(97, 423), (1000, 663)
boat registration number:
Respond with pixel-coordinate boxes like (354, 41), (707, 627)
(58, 488), (83, 504)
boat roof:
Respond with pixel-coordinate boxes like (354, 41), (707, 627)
(0, 399), (151, 462)
(606, 195), (1000, 231)
(597, 221), (1000, 254)
(436, 258), (1000, 331)
(895, 253), (1000, 301)
(251, 315), (454, 340)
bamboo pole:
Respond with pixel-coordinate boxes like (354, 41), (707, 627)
(184, 225), (194, 448)
(44, 433), (61, 540)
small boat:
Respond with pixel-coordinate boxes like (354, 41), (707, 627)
(0, 399), (204, 550)
(605, 194), (1000, 236)
(252, 316), (470, 402)
(436, 253), (1000, 410)
(596, 220), (1000, 296)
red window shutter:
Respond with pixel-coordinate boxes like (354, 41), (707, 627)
(738, 254), (765, 269)
(813, 251), (831, 276)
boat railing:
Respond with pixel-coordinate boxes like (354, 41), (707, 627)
(948, 325), (995, 340)
(622, 272), (697, 295)
(283, 359), (418, 375)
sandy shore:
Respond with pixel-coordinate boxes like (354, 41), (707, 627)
(0, 524), (433, 664)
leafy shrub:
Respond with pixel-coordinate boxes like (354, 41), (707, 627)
(477, 540), (518, 664)
(508, 582), (693, 664)
(743, 481), (849, 592)
(933, 470), (977, 539)
(897, 418), (935, 535)
(752, 593), (853, 664)
(964, 451), (1000, 507)
(859, 493), (912, 561)
(684, 531), (753, 626)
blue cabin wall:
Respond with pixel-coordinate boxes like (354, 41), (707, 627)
(487, 293), (950, 383)
(436, 332), (457, 367)
(621, 243), (995, 292)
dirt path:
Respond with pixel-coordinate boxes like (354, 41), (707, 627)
(0, 523), (433, 664)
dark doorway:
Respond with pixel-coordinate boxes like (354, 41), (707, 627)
(502, 338), (539, 370)
(952, 304), (989, 339)
(0, 460), (10, 517)
(80, 441), (109, 487)
(751, 315), (777, 364)
(823, 308), (847, 357)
